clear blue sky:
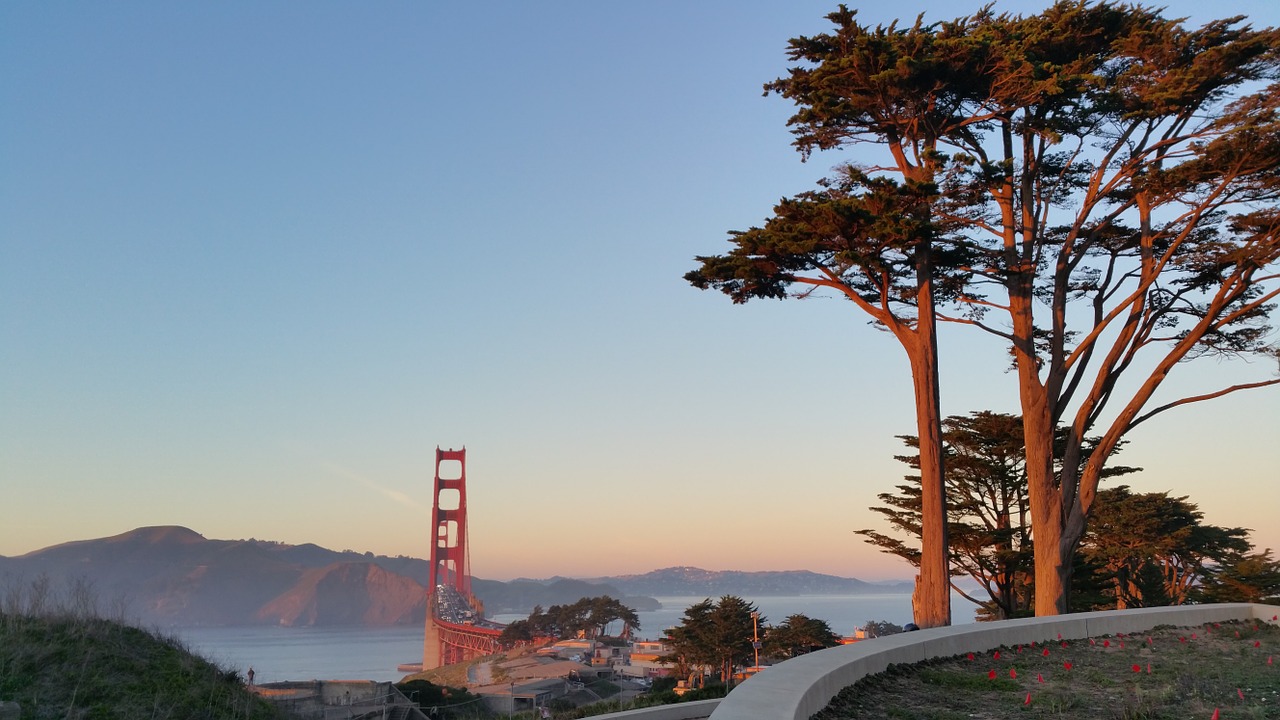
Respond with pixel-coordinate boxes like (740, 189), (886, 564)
(3, 1), (1277, 583)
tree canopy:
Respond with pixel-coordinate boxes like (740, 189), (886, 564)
(1081, 486), (1251, 608)
(691, 1), (1280, 616)
(660, 596), (763, 687)
(858, 411), (1137, 619)
(497, 596), (639, 646)
(764, 614), (842, 659)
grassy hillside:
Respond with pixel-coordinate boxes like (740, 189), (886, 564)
(0, 612), (285, 720)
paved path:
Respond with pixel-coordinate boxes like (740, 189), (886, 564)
(468, 658), (494, 686)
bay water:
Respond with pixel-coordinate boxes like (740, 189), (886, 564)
(174, 592), (975, 684)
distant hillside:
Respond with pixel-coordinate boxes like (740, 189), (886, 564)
(473, 577), (659, 614)
(583, 566), (914, 596)
(0, 526), (654, 626)
(0, 612), (283, 719)
(0, 528), (905, 626)
(255, 562), (426, 626)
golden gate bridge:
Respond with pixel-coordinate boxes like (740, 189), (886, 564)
(421, 447), (505, 669)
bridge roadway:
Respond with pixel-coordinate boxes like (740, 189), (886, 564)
(427, 584), (503, 665)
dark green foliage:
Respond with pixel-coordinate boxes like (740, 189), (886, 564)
(1194, 548), (1280, 604)
(0, 612), (284, 720)
(857, 412), (1138, 619)
(394, 679), (487, 719)
(1081, 486), (1251, 608)
(498, 596), (639, 647)
(660, 596), (763, 686)
(862, 620), (905, 637)
(764, 614), (842, 659)
(649, 676), (678, 693)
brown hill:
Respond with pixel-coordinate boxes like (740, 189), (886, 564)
(0, 526), (422, 627)
(0, 526), (658, 627)
(256, 562), (426, 626)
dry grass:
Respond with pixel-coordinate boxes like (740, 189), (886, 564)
(814, 620), (1280, 720)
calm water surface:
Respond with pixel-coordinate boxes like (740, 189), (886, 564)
(174, 593), (974, 683)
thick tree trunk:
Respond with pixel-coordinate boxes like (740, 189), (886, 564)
(908, 268), (951, 628)
(1012, 282), (1071, 616)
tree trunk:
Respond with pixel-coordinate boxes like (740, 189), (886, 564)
(1012, 283), (1071, 616)
(907, 263), (951, 628)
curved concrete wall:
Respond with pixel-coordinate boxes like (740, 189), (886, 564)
(709, 603), (1280, 720)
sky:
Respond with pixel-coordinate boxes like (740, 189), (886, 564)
(3, 1), (1278, 584)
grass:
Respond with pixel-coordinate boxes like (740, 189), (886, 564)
(0, 612), (286, 720)
(814, 620), (1280, 719)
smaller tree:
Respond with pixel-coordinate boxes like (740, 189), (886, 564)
(764, 614), (841, 659)
(505, 596), (641, 645)
(1080, 487), (1251, 608)
(661, 596), (763, 687)
(1193, 549), (1280, 605)
(862, 620), (905, 638)
(857, 412), (1138, 619)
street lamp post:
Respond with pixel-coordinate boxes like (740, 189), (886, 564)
(750, 611), (760, 673)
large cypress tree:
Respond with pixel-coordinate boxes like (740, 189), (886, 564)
(691, 2), (1280, 617)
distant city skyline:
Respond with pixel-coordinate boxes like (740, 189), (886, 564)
(3, 0), (1277, 585)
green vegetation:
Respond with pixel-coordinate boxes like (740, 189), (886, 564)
(0, 612), (283, 720)
(815, 621), (1280, 719)
(395, 679), (489, 719)
(661, 596), (762, 687)
(858, 411), (1272, 618)
(544, 678), (726, 720)
(498, 596), (639, 646)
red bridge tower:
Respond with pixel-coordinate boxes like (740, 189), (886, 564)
(422, 447), (502, 669)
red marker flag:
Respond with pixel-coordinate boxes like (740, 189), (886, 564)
(1009, 668), (1018, 679)
(1256, 641), (1262, 648)
(1024, 692), (1032, 706)
(1239, 688), (1246, 700)
(988, 669), (997, 680)
(1037, 673), (1044, 683)
(1132, 664), (1141, 673)
(1212, 709), (1220, 720)
(1063, 662), (1073, 670)
(967, 652), (975, 661)
(1042, 648), (1050, 656)
(1061, 641), (1068, 648)
(994, 651), (1001, 660)
(1103, 640), (1110, 648)
(1147, 663), (1152, 674)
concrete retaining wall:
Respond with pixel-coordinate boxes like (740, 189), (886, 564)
(709, 603), (1280, 720)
